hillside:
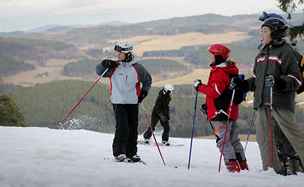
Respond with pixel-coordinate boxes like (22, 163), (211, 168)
(3, 13), (304, 85)
(0, 127), (303, 187)
(0, 55), (34, 76)
(0, 37), (82, 63)
(3, 13), (260, 46)
(117, 32), (249, 56)
(2, 59), (82, 86)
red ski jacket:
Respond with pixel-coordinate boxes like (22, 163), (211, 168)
(197, 62), (239, 121)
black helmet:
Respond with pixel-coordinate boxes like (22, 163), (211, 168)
(260, 12), (288, 39)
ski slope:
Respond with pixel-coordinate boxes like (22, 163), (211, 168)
(0, 127), (303, 187)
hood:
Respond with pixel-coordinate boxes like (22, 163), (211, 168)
(211, 60), (239, 76)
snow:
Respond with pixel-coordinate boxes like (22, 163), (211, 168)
(0, 127), (303, 187)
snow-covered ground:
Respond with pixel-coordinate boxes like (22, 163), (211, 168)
(0, 127), (303, 187)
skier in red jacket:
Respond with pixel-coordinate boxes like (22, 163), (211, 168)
(194, 44), (248, 172)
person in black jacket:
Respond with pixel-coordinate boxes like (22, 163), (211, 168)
(143, 85), (174, 145)
(232, 12), (304, 175)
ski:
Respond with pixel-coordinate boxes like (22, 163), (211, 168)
(104, 157), (147, 165)
(137, 140), (184, 147)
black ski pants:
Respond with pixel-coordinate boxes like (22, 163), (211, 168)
(143, 112), (170, 141)
(112, 104), (139, 157)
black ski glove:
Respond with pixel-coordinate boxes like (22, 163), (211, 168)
(200, 104), (208, 114)
(230, 76), (249, 91)
(230, 77), (240, 90)
(264, 75), (286, 90)
(138, 90), (148, 103)
(101, 59), (119, 68)
(275, 77), (287, 90)
(264, 75), (275, 88)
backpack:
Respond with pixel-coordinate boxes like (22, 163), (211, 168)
(214, 74), (247, 112)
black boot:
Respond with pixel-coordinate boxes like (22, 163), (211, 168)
(127, 155), (141, 162)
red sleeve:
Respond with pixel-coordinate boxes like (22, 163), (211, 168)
(197, 71), (229, 98)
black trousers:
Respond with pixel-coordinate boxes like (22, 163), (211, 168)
(112, 104), (138, 157)
(143, 112), (170, 141)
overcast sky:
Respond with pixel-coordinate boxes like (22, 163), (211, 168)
(0, 0), (281, 32)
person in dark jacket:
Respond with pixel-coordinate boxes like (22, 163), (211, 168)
(143, 84), (174, 146)
(234, 13), (304, 175)
(194, 44), (248, 173)
(96, 42), (152, 162)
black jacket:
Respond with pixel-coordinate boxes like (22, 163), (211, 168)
(247, 41), (302, 111)
(152, 89), (171, 119)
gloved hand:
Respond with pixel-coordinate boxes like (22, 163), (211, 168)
(230, 77), (240, 90)
(264, 75), (275, 88)
(275, 76), (287, 90)
(200, 104), (207, 114)
(138, 90), (148, 103)
(101, 59), (119, 68)
(193, 79), (202, 91)
(230, 75), (245, 90)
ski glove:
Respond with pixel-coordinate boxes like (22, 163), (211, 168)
(193, 79), (202, 91)
(138, 90), (148, 103)
(101, 59), (119, 68)
(230, 77), (239, 90)
(275, 76), (287, 90)
(264, 75), (275, 88)
(200, 104), (207, 114)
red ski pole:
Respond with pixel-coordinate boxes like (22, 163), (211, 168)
(265, 84), (274, 167)
(152, 131), (166, 166)
(142, 105), (166, 166)
(60, 68), (108, 126)
(218, 89), (235, 173)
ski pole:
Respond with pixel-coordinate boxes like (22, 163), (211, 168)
(187, 90), (199, 170)
(141, 105), (166, 166)
(200, 105), (220, 140)
(265, 84), (274, 167)
(244, 110), (256, 153)
(218, 89), (236, 173)
(152, 131), (166, 166)
(208, 121), (220, 140)
(59, 68), (108, 126)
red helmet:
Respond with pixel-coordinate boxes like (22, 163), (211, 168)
(208, 44), (230, 60)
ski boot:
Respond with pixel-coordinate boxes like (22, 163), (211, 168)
(162, 140), (170, 146)
(225, 159), (241, 173)
(127, 155), (141, 163)
(144, 138), (150, 144)
(239, 160), (249, 170)
(114, 154), (127, 162)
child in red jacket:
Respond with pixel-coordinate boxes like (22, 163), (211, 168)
(194, 44), (248, 172)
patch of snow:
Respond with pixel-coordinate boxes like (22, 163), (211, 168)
(0, 127), (303, 187)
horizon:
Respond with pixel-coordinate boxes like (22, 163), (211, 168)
(2, 11), (284, 33)
(0, 0), (282, 32)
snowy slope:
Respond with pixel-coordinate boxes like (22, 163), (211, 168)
(0, 127), (303, 187)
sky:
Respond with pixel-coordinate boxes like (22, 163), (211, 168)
(0, 0), (281, 32)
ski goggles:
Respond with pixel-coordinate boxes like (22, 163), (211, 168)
(114, 45), (133, 53)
